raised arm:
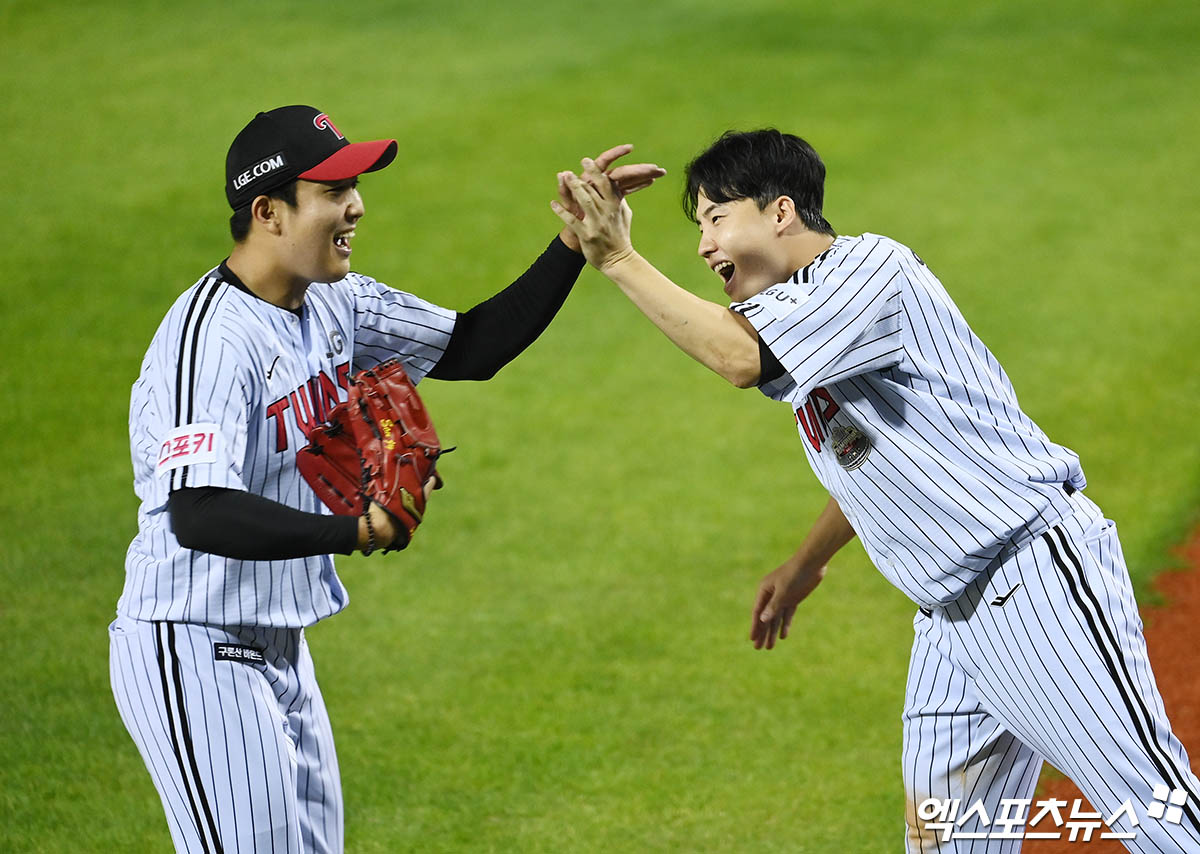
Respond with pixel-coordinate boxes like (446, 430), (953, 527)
(430, 147), (665, 381)
(555, 145), (665, 253)
(552, 164), (762, 388)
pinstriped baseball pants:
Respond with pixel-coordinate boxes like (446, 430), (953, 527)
(903, 492), (1200, 852)
(109, 618), (343, 853)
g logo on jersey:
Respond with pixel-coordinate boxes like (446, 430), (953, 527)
(313, 113), (344, 139)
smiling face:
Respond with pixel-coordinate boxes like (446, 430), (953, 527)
(274, 178), (363, 284)
(695, 190), (795, 303)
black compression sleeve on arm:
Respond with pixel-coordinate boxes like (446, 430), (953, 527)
(169, 486), (359, 560)
(426, 236), (585, 381)
(757, 335), (786, 387)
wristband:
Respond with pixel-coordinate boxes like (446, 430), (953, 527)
(362, 504), (376, 556)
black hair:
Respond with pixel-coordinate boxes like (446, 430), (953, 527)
(683, 129), (836, 236)
(228, 180), (299, 242)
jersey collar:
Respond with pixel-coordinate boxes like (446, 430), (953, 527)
(218, 260), (304, 320)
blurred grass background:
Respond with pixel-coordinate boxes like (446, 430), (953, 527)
(1, 0), (1197, 850)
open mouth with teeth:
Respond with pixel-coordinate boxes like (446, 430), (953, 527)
(334, 231), (354, 256)
(713, 260), (735, 287)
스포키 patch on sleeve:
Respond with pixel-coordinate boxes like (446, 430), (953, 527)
(156, 423), (223, 476)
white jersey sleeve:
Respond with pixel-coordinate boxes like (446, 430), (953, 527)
(130, 277), (250, 512)
(340, 272), (456, 382)
(732, 234), (904, 398)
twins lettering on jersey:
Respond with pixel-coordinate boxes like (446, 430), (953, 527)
(154, 354), (351, 475)
(795, 386), (840, 450)
(794, 386), (873, 470)
(266, 361), (351, 452)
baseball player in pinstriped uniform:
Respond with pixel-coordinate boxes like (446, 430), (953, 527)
(554, 130), (1199, 852)
(110, 105), (663, 853)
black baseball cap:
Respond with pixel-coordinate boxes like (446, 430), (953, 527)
(225, 105), (398, 209)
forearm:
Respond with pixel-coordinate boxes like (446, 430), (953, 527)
(169, 486), (359, 560)
(600, 249), (761, 387)
(787, 497), (857, 571)
(427, 236), (584, 381)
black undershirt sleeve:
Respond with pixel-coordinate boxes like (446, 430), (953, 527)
(427, 236), (585, 381)
(424, 233), (781, 387)
(169, 486), (359, 560)
(757, 334), (786, 387)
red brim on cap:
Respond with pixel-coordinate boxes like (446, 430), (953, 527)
(299, 139), (398, 181)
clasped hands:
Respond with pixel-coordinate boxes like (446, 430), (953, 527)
(553, 144), (661, 270)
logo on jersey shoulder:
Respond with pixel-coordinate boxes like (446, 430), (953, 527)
(214, 643), (265, 665)
(156, 423), (222, 477)
(795, 387), (873, 470)
(232, 152), (287, 191)
(754, 283), (809, 322)
(328, 330), (344, 356)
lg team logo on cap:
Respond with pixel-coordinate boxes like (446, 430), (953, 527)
(313, 113), (344, 139)
(232, 152), (287, 191)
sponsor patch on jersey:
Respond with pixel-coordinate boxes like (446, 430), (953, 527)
(752, 283), (809, 322)
(156, 423), (222, 476)
(214, 643), (266, 665)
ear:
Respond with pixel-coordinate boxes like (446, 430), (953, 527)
(250, 194), (284, 236)
(771, 195), (799, 234)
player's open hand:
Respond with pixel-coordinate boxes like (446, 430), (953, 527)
(553, 145), (664, 253)
(750, 560), (827, 650)
(552, 164), (638, 272)
(558, 144), (665, 214)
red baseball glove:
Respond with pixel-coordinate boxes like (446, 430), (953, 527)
(297, 359), (448, 552)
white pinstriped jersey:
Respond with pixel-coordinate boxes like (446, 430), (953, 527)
(733, 233), (1085, 609)
(121, 264), (456, 627)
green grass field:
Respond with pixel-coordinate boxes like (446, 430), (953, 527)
(2, 0), (1199, 850)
